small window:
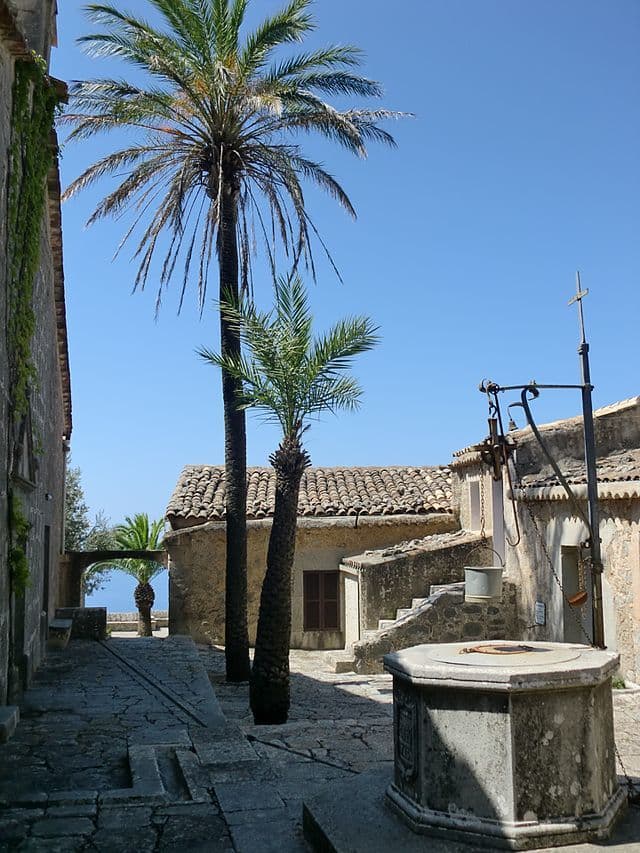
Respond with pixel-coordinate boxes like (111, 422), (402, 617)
(13, 409), (37, 487)
(304, 571), (339, 631)
(469, 480), (481, 530)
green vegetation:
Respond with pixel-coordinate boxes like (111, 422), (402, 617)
(87, 514), (164, 636)
(7, 56), (58, 421)
(8, 490), (31, 594)
(202, 274), (378, 723)
(64, 0), (398, 682)
(5, 56), (58, 596)
(612, 676), (626, 690)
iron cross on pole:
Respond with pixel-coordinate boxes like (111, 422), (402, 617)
(569, 273), (605, 648)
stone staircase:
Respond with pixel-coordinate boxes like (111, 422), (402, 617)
(328, 582), (466, 673)
(375, 583), (459, 630)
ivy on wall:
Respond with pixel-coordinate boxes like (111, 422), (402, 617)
(8, 490), (30, 594)
(7, 55), (58, 418)
(6, 54), (58, 593)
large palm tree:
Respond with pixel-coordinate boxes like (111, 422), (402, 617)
(87, 513), (165, 636)
(201, 274), (378, 723)
(62, 0), (399, 681)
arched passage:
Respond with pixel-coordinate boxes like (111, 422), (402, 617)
(59, 550), (168, 608)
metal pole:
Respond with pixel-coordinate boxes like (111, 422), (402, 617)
(572, 272), (605, 648)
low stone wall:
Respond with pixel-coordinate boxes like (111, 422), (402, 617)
(55, 607), (107, 641)
(352, 581), (519, 674)
(345, 530), (494, 632)
(107, 611), (168, 631)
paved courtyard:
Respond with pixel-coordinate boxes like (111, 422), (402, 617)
(0, 637), (638, 852)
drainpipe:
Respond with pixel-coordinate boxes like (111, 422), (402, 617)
(61, 438), (70, 553)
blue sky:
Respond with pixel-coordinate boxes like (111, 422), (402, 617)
(51, 0), (640, 540)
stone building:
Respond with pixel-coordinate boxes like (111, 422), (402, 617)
(498, 396), (640, 683)
(0, 0), (71, 702)
(443, 396), (640, 682)
(165, 465), (455, 649)
(311, 397), (640, 675)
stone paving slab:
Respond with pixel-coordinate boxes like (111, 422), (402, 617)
(0, 638), (235, 852)
(1, 639), (638, 852)
(303, 770), (640, 853)
(204, 646), (640, 851)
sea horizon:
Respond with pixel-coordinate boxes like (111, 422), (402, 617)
(85, 569), (169, 613)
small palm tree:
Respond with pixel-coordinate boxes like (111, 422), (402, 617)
(62, 0), (399, 683)
(201, 274), (378, 723)
(88, 513), (165, 637)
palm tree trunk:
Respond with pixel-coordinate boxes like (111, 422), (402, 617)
(250, 432), (310, 724)
(134, 580), (155, 637)
(219, 176), (250, 682)
(137, 606), (153, 637)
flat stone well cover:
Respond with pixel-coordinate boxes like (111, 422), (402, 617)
(385, 640), (618, 691)
(427, 641), (581, 667)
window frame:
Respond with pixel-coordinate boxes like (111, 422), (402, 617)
(303, 570), (340, 632)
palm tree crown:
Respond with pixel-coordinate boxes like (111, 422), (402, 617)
(99, 513), (165, 585)
(62, 0), (400, 310)
(200, 273), (379, 436)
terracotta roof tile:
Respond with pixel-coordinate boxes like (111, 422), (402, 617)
(167, 465), (452, 528)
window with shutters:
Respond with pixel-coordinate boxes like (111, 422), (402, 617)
(303, 571), (339, 631)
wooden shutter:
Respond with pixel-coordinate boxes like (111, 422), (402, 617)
(322, 572), (339, 630)
(303, 571), (340, 631)
(304, 572), (321, 630)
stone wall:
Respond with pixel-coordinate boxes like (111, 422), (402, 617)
(166, 512), (456, 649)
(505, 496), (640, 683)
(500, 401), (640, 683)
(352, 581), (519, 674)
(344, 530), (495, 632)
(0, 35), (12, 705)
(11, 0), (56, 60)
(512, 399), (640, 477)
(0, 4), (68, 702)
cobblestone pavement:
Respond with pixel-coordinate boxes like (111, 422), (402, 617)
(1, 639), (638, 852)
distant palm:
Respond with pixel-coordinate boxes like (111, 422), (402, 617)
(62, 0), (399, 681)
(202, 274), (378, 723)
(89, 513), (165, 637)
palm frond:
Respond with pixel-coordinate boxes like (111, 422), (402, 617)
(201, 274), (378, 436)
(64, 0), (402, 309)
(239, 0), (313, 75)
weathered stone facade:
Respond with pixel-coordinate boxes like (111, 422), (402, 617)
(475, 397), (640, 683)
(0, 0), (70, 702)
(166, 512), (456, 650)
(343, 530), (495, 632)
(352, 581), (518, 673)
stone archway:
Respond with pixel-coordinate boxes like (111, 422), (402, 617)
(59, 550), (168, 608)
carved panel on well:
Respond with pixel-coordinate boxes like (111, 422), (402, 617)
(394, 679), (419, 793)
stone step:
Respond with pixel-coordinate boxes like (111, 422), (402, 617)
(0, 706), (19, 743)
(327, 652), (356, 674)
(429, 583), (465, 601)
(100, 744), (168, 804)
(411, 598), (429, 609)
(377, 619), (396, 631)
(48, 618), (73, 650)
(175, 749), (211, 802)
(395, 608), (412, 620)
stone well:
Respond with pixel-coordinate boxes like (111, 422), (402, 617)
(384, 641), (626, 850)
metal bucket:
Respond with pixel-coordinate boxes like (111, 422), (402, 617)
(464, 566), (504, 603)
